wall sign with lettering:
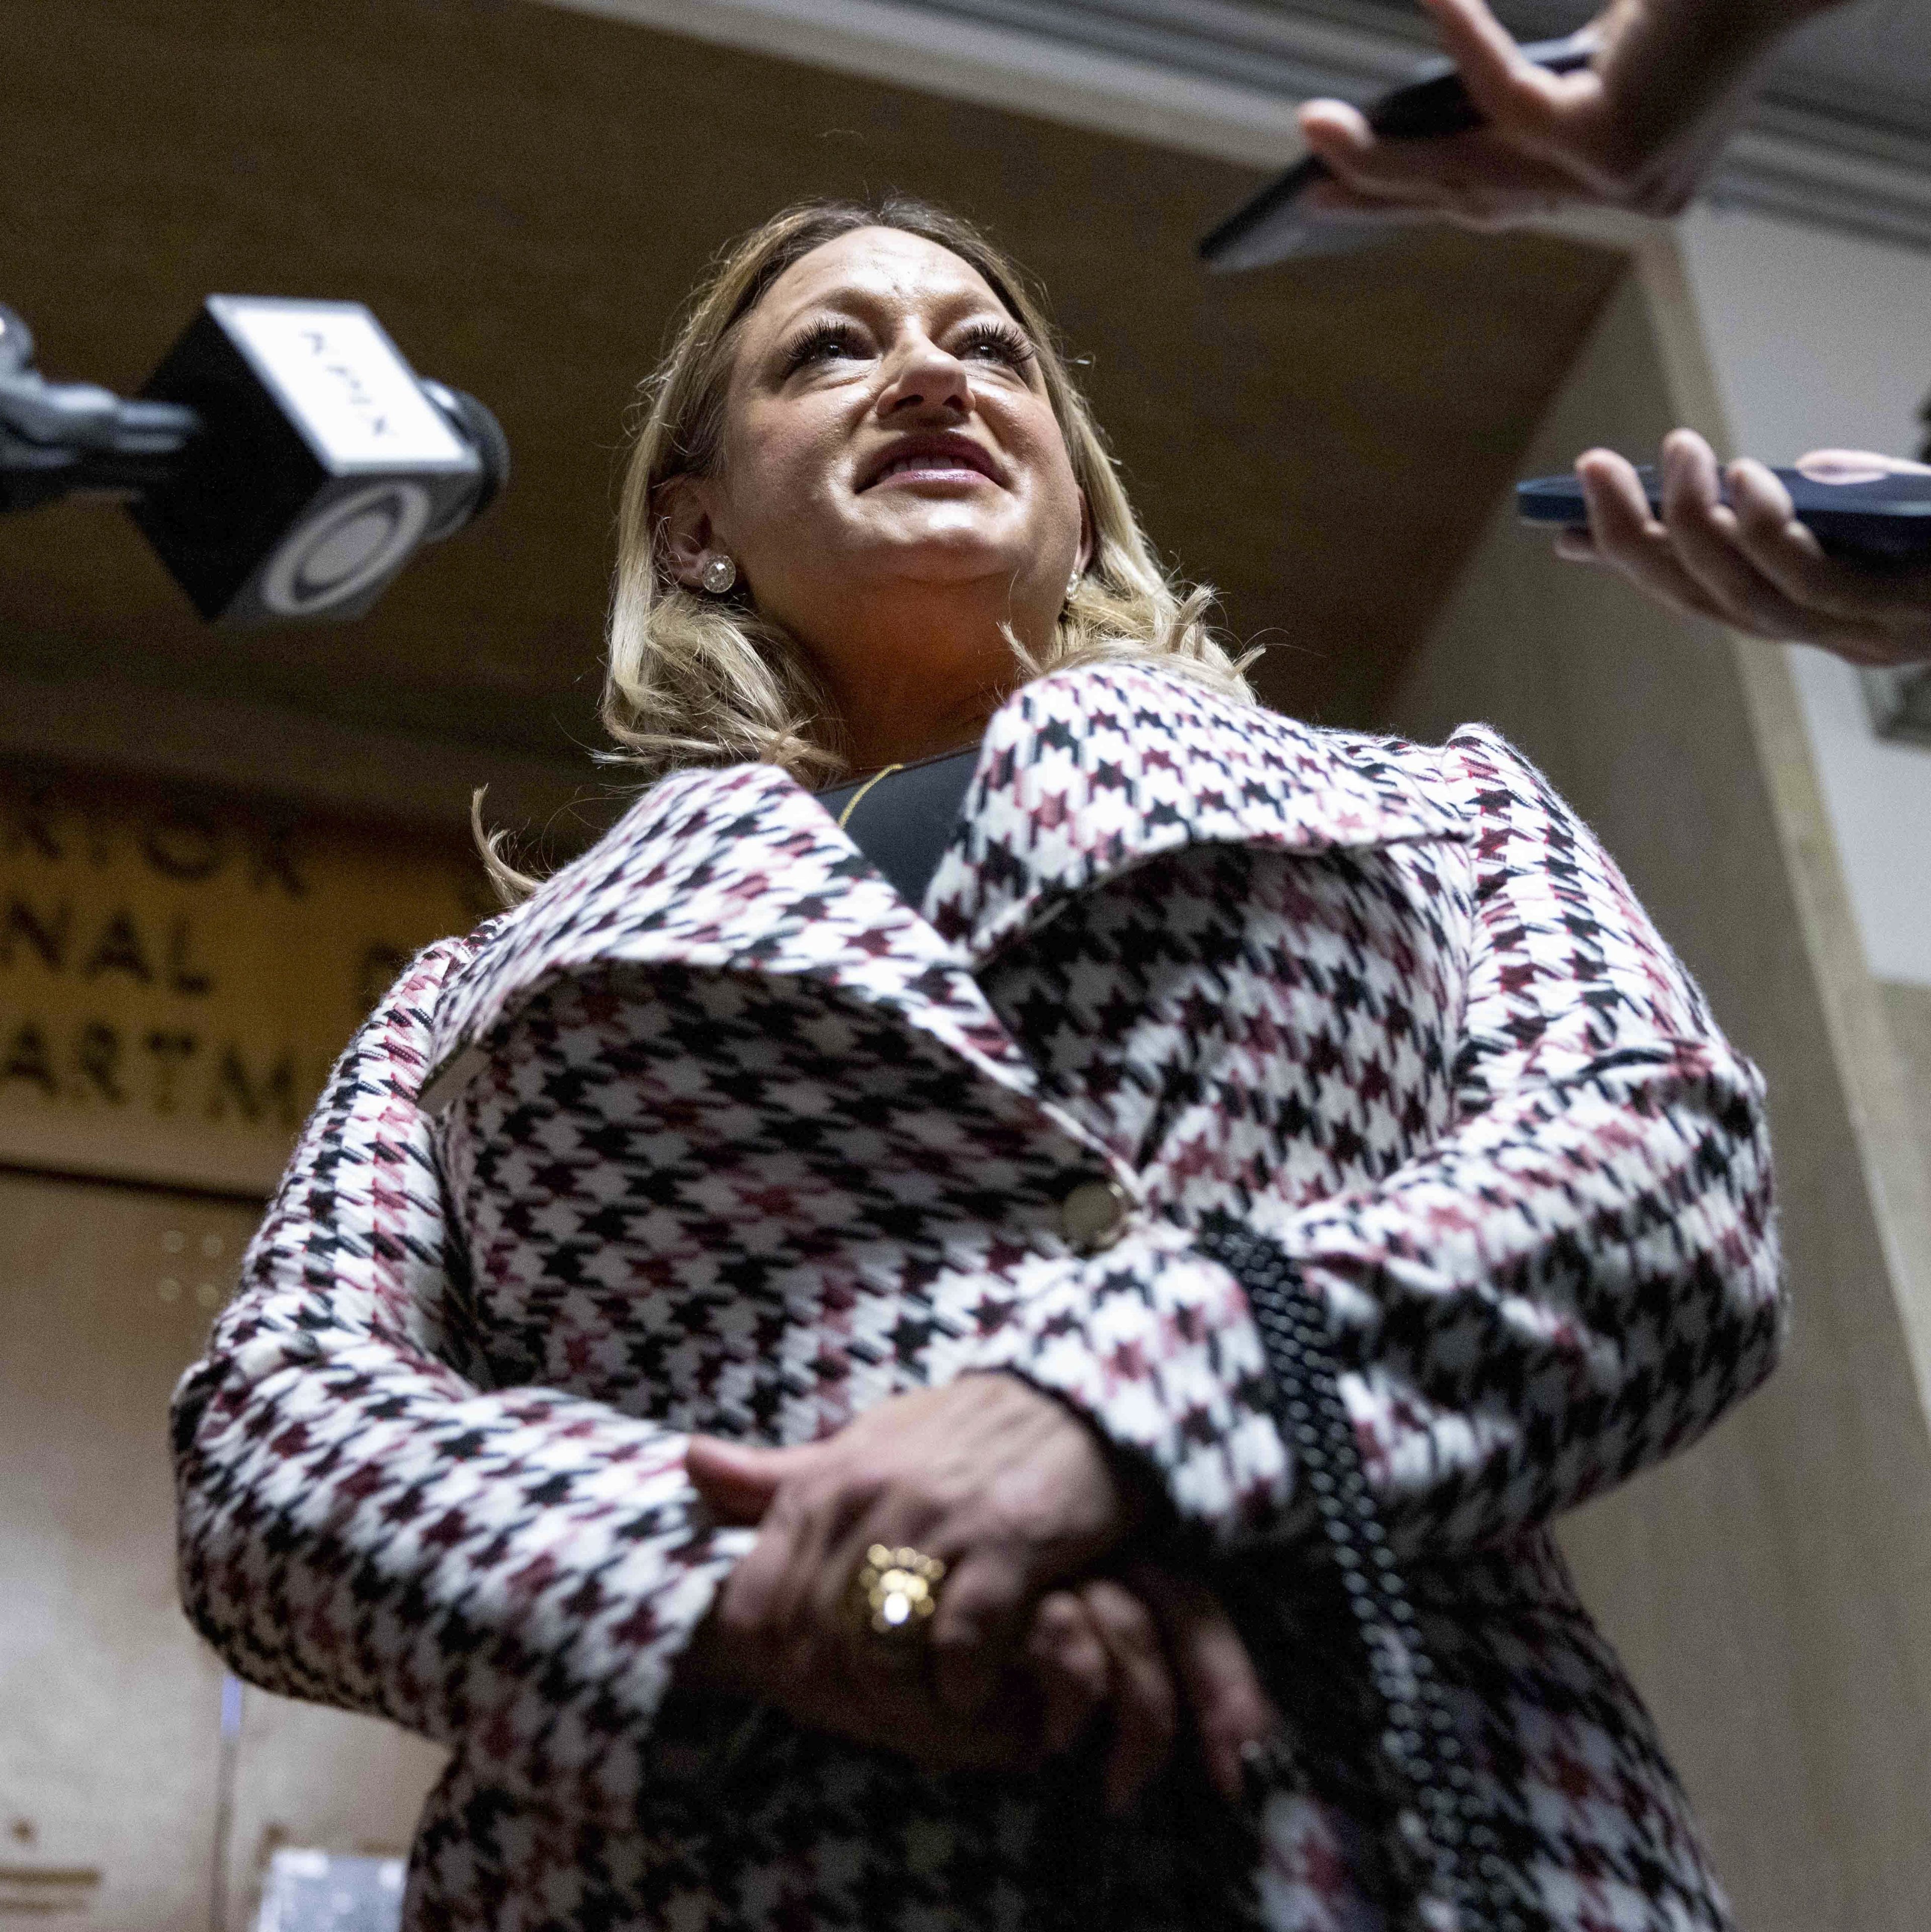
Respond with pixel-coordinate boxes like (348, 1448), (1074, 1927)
(0, 767), (488, 1196)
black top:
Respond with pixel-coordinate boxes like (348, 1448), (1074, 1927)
(815, 745), (980, 907)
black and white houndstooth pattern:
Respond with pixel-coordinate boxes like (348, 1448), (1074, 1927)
(172, 662), (1781, 1931)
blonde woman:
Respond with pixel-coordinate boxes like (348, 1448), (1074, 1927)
(174, 198), (1783, 1932)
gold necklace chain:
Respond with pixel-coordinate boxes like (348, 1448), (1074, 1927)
(835, 763), (905, 830)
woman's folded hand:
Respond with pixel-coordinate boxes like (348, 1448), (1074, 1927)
(687, 1374), (1135, 1721)
(681, 1375), (1276, 1807)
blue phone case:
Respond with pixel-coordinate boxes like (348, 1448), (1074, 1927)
(1517, 465), (1931, 566)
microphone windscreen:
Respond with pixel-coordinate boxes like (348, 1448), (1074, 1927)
(132, 297), (483, 625)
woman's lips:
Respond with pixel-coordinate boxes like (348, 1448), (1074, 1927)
(858, 435), (1003, 490)
(871, 456), (993, 485)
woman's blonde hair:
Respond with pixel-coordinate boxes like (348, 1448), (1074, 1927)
(483, 196), (1253, 899)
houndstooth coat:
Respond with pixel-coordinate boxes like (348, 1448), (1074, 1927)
(172, 661), (1781, 1932)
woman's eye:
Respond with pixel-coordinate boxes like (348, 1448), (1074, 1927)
(956, 323), (1033, 370)
(784, 324), (865, 373)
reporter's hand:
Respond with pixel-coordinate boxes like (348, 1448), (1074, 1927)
(1554, 429), (1931, 665)
(1294, 0), (1836, 231)
(686, 1376), (1138, 1724)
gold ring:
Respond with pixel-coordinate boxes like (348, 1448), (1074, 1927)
(850, 1543), (946, 1660)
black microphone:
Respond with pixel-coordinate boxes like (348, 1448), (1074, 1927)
(0, 297), (508, 624)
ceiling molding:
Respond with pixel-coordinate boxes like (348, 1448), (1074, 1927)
(537, 0), (1931, 251)
(534, 0), (1342, 167)
(1715, 110), (1931, 253)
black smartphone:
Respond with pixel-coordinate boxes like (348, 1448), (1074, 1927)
(1517, 464), (1931, 566)
(1198, 29), (1597, 272)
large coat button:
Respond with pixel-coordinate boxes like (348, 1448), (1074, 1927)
(1060, 1178), (1130, 1253)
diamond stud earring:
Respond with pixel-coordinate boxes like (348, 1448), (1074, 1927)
(699, 554), (738, 596)
(1066, 568), (1083, 598)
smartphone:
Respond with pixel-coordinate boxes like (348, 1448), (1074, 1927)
(1517, 464), (1931, 566)
(1198, 30), (1598, 272)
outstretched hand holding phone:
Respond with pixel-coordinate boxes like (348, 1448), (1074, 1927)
(1553, 431), (1931, 666)
(1295, 0), (1850, 228)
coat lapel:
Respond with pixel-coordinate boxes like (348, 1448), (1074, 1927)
(420, 760), (1051, 1116)
(924, 662), (1468, 964)
(422, 663), (1467, 1117)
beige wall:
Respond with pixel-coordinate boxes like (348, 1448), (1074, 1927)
(1883, 982), (1931, 1201)
(1384, 265), (1931, 1932)
(1677, 203), (1931, 989)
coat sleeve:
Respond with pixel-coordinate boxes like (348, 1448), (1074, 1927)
(960, 727), (1783, 1558)
(170, 935), (754, 1822)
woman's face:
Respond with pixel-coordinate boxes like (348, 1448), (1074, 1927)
(671, 227), (1090, 708)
